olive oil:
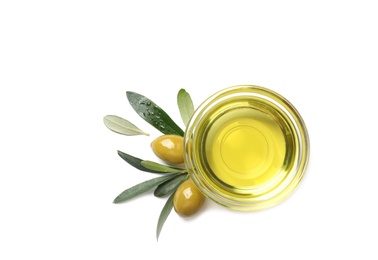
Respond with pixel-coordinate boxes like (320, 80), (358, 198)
(204, 106), (288, 189)
(185, 86), (309, 211)
(192, 98), (296, 200)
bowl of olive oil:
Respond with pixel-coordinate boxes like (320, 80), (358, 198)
(184, 85), (310, 211)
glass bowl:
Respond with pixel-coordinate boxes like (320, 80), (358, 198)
(184, 85), (310, 211)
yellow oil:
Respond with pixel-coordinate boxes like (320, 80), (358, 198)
(194, 98), (296, 199)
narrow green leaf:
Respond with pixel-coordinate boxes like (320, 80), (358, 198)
(177, 89), (194, 126)
(113, 174), (178, 203)
(141, 160), (183, 173)
(104, 115), (149, 136)
(156, 192), (175, 241)
(154, 173), (188, 198)
(117, 150), (167, 174)
(126, 91), (184, 136)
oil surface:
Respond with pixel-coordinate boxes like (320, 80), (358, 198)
(195, 100), (295, 197)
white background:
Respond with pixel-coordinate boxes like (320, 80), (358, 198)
(1, 1), (377, 259)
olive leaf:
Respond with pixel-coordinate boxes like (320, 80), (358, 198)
(177, 89), (194, 126)
(117, 150), (167, 174)
(141, 160), (183, 173)
(156, 192), (175, 241)
(104, 115), (149, 136)
(126, 91), (184, 136)
(154, 173), (188, 198)
(113, 174), (178, 203)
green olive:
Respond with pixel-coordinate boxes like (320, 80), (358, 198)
(151, 135), (184, 166)
(174, 179), (205, 218)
